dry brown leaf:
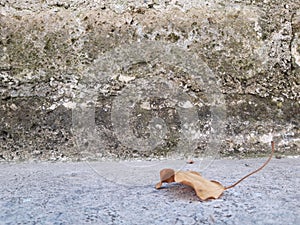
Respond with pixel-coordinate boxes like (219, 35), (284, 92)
(155, 141), (275, 201)
(175, 171), (225, 200)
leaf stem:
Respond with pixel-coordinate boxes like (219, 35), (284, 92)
(225, 141), (275, 190)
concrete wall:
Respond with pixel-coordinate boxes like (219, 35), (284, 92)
(0, 0), (299, 161)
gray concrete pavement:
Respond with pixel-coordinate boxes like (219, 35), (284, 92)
(0, 157), (299, 225)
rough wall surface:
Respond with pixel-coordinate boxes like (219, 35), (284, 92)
(0, 0), (299, 161)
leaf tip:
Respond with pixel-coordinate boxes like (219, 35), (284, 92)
(155, 182), (163, 189)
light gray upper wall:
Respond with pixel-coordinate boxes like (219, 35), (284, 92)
(0, 0), (299, 161)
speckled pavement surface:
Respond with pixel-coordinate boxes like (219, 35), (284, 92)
(0, 157), (299, 225)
